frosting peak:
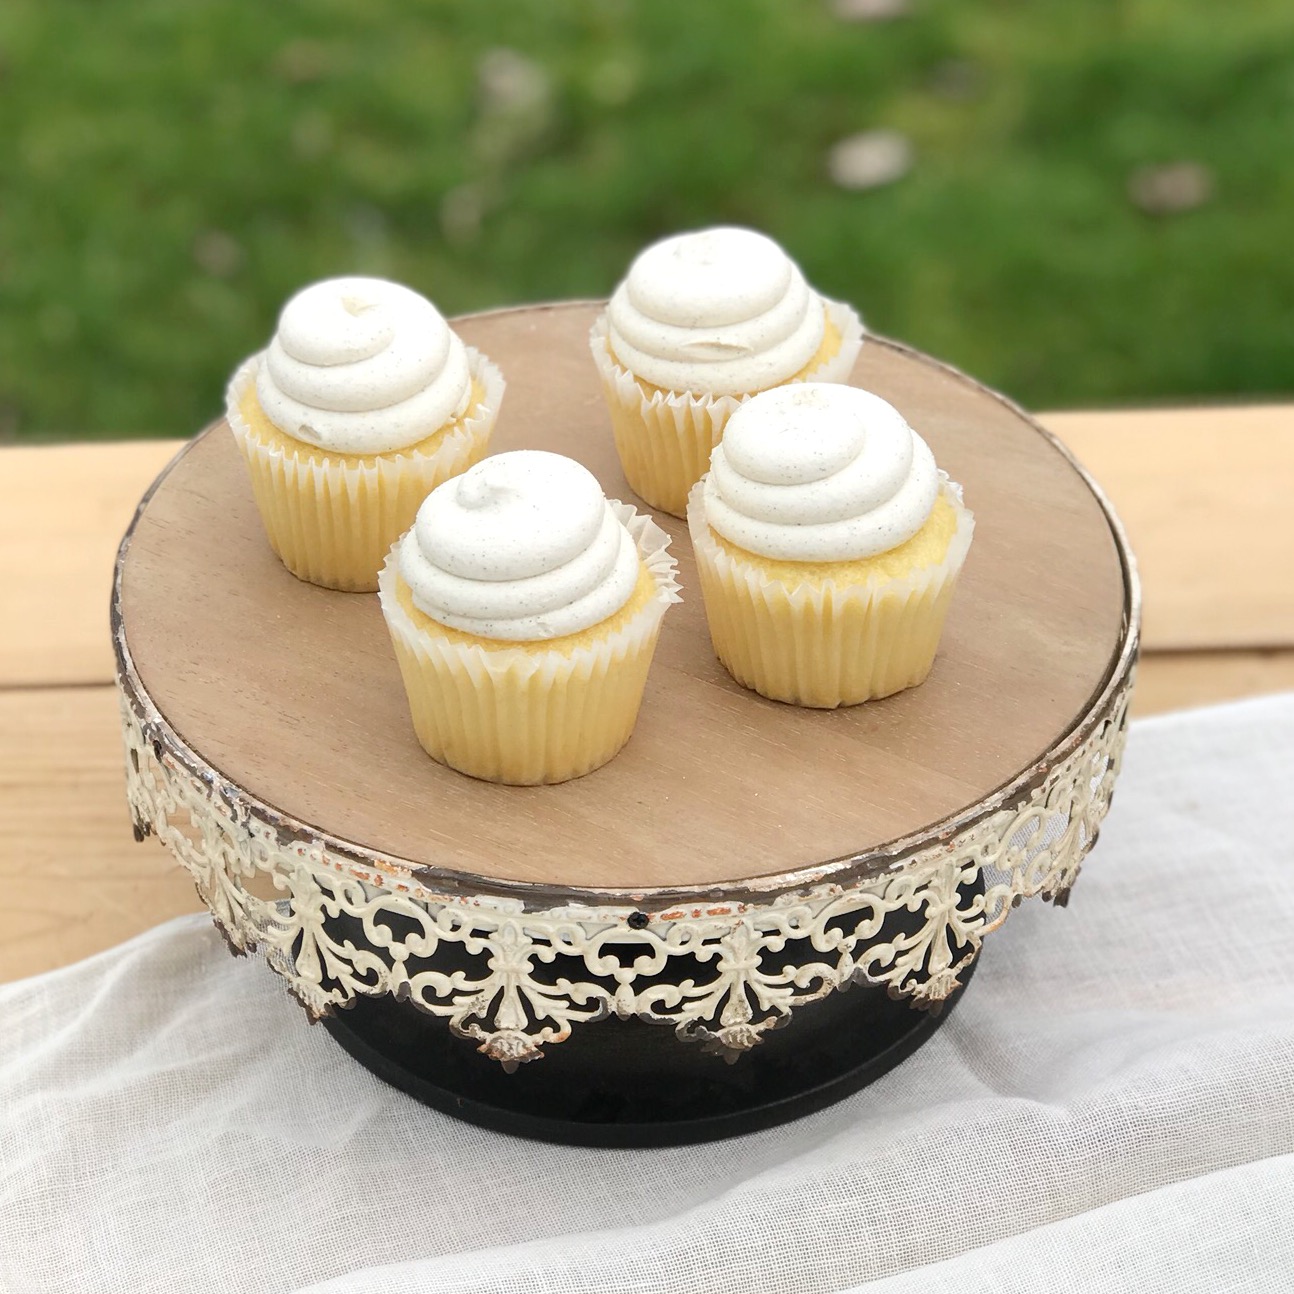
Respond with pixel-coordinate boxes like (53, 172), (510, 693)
(606, 227), (826, 397)
(399, 451), (641, 641)
(626, 227), (793, 328)
(255, 276), (472, 455)
(704, 384), (939, 561)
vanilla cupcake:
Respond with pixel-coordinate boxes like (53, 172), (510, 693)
(688, 383), (974, 708)
(227, 276), (505, 592)
(379, 450), (681, 785)
(590, 226), (864, 518)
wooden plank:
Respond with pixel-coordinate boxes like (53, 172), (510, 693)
(1, 652), (1291, 981)
(2, 408), (1288, 691)
(0, 440), (184, 688)
(1043, 404), (1294, 651)
(0, 685), (201, 984)
(1134, 649), (1294, 717)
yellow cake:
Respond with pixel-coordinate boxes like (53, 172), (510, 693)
(590, 226), (864, 518)
(379, 450), (682, 784)
(687, 382), (974, 708)
(226, 275), (504, 592)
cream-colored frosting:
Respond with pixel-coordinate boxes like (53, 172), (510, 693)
(253, 276), (472, 455)
(606, 227), (827, 397)
(703, 383), (939, 561)
(399, 451), (641, 641)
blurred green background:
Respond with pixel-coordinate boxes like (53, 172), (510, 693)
(3, 0), (1292, 441)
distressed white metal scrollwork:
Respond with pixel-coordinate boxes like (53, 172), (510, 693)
(119, 651), (1133, 1069)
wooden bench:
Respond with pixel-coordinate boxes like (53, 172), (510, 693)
(3, 405), (1291, 981)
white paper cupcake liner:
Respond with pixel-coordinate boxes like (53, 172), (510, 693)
(378, 503), (682, 784)
(687, 475), (974, 708)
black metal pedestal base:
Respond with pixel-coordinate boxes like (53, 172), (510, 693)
(321, 959), (976, 1147)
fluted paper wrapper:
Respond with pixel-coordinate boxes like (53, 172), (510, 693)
(227, 349), (505, 593)
(687, 477), (974, 708)
(589, 298), (864, 519)
(378, 503), (683, 785)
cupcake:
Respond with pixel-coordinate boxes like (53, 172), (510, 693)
(227, 276), (505, 593)
(687, 383), (974, 708)
(589, 226), (864, 518)
(378, 450), (682, 785)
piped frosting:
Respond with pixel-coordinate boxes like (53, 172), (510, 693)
(399, 451), (641, 641)
(703, 383), (939, 561)
(606, 227), (827, 397)
(254, 276), (472, 455)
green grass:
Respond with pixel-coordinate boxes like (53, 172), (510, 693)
(2, 0), (1293, 440)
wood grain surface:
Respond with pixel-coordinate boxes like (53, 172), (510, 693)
(0, 686), (202, 983)
(116, 306), (1128, 890)
(5, 407), (1285, 695)
(0, 440), (183, 687)
(1047, 404), (1294, 650)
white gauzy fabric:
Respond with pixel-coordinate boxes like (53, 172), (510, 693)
(3, 694), (1294, 1293)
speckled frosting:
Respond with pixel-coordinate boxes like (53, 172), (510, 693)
(253, 276), (473, 455)
(703, 383), (939, 561)
(398, 451), (641, 641)
(605, 227), (828, 397)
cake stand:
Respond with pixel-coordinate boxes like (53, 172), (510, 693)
(113, 302), (1139, 1146)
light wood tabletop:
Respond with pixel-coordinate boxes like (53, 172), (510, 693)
(2, 403), (1292, 982)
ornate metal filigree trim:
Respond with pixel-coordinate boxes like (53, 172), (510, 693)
(120, 664), (1132, 1068)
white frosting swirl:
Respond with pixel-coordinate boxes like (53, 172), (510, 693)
(399, 451), (641, 641)
(254, 276), (472, 455)
(703, 383), (940, 561)
(606, 227), (826, 397)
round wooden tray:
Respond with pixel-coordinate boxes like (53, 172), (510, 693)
(118, 301), (1130, 901)
(115, 301), (1138, 1144)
